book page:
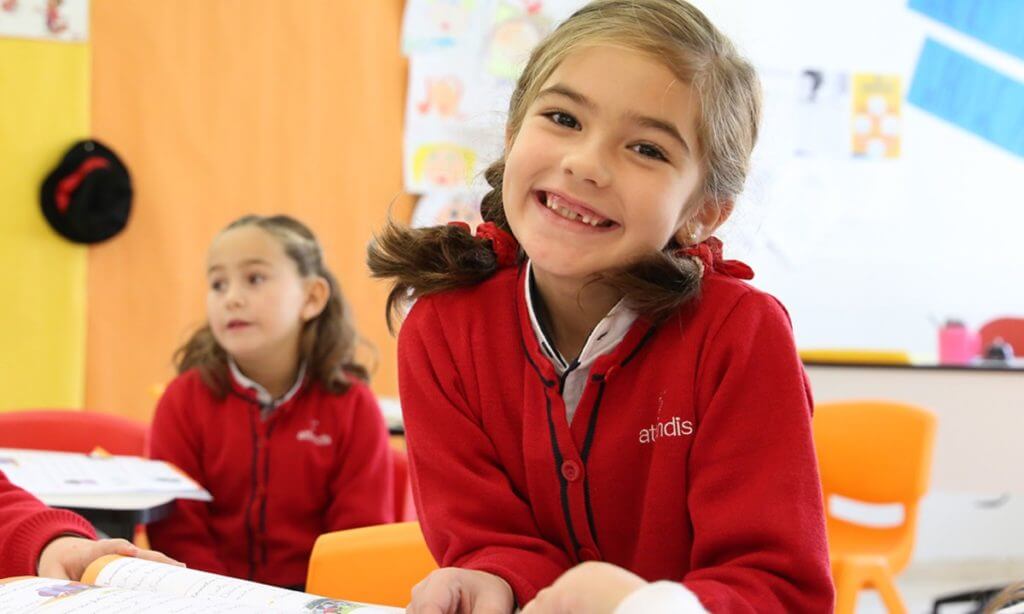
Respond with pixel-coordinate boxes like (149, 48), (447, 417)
(0, 577), (262, 613)
(84, 555), (403, 612)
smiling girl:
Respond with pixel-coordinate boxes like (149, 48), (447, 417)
(369, 1), (833, 612)
(148, 215), (393, 589)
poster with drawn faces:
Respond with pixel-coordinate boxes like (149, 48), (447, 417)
(402, 0), (586, 201)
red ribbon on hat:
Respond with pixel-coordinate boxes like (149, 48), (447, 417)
(677, 236), (754, 280)
(55, 156), (110, 214)
(448, 221), (519, 267)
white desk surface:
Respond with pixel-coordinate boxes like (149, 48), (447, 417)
(39, 492), (179, 511)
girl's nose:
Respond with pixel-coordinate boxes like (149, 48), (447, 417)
(560, 139), (612, 188)
(225, 287), (245, 309)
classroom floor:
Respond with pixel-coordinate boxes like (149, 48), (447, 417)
(856, 559), (1024, 613)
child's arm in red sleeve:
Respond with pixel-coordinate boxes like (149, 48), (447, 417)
(325, 382), (395, 529)
(682, 292), (835, 613)
(0, 471), (97, 578)
(398, 299), (573, 605)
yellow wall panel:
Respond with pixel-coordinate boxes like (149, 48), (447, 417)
(0, 39), (90, 411)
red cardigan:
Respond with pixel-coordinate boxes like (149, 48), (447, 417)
(148, 369), (394, 587)
(0, 471), (96, 578)
(398, 265), (834, 612)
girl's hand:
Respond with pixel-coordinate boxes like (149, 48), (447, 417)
(37, 536), (184, 581)
(406, 567), (514, 614)
(521, 562), (646, 614)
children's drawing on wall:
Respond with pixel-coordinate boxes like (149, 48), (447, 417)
(794, 68), (849, 158)
(851, 74), (901, 159)
(408, 142), (477, 192)
(485, 0), (551, 81)
(0, 0), (87, 41)
(416, 74), (465, 119)
(411, 191), (486, 228)
(408, 55), (476, 121)
(402, 0), (480, 54)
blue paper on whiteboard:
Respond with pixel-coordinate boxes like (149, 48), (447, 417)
(907, 39), (1024, 158)
(909, 0), (1024, 61)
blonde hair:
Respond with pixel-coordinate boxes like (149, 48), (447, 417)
(177, 215), (369, 396)
(369, 0), (761, 328)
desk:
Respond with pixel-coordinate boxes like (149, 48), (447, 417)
(805, 362), (1024, 493)
(39, 493), (176, 541)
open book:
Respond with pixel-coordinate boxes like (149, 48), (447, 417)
(0, 555), (403, 613)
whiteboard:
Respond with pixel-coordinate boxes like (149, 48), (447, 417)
(698, 0), (1024, 356)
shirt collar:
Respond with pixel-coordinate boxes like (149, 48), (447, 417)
(228, 358), (307, 408)
(524, 260), (638, 375)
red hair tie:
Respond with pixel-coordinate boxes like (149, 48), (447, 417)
(447, 221), (519, 268)
(677, 236), (754, 280)
(55, 156), (110, 213)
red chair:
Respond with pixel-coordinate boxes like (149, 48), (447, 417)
(0, 409), (147, 455)
(0, 409), (151, 545)
(391, 446), (417, 521)
(979, 317), (1024, 357)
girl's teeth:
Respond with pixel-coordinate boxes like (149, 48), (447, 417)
(544, 193), (609, 227)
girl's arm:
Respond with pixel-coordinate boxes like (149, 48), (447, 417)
(146, 379), (229, 575)
(0, 470), (96, 577)
(325, 382), (395, 529)
(682, 291), (834, 612)
(398, 298), (574, 607)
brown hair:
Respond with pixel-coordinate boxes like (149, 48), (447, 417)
(985, 582), (1024, 613)
(176, 215), (369, 396)
(368, 0), (761, 330)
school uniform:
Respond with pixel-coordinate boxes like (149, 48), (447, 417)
(148, 364), (393, 588)
(398, 258), (834, 612)
(0, 470), (96, 578)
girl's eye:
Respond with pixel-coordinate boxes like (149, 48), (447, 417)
(248, 273), (265, 285)
(210, 279), (225, 292)
(544, 111), (580, 130)
(632, 143), (669, 162)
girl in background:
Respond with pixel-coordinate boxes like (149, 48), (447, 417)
(370, 0), (832, 611)
(150, 215), (392, 589)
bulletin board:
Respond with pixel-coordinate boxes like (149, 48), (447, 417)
(401, 0), (1024, 357)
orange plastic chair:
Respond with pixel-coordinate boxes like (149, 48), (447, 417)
(390, 446), (417, 521)
(813, 400), (936, 614)
(979, 317), (1024, 356)
(0, 409), (148, 455)
(306, 521), (438, 606)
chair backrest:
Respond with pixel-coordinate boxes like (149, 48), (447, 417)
(391, 446), (417, 521)
(306, 521), (438, 606)
(979, 317), (1024, 356)
(813, 400), (936, 504)
(813, 400), (936, 574)
(0, 409), (148, 455)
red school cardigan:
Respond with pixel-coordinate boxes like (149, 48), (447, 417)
(148, 369), (394, 587)
(398, 264), (834, 612)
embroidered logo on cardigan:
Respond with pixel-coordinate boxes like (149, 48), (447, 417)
(296, 420), (333, 446)
(638, 416), (694, 444)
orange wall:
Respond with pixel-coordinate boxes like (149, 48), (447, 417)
(87, 1), (411, 420)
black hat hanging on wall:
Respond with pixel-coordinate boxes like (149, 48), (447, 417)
(40, 139), (133, 244)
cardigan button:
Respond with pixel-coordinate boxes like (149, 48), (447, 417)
(577, 547), (599, 561)
(560, 460), (582, 482)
